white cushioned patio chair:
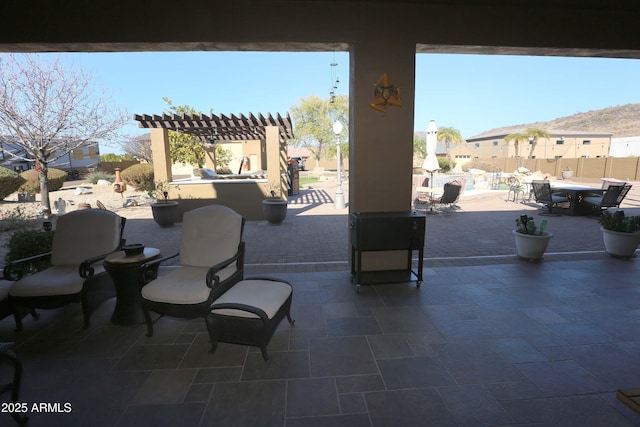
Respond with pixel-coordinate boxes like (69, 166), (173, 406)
(0, 274), (38, 326)
(6, 209), (126, 331)
(139, 204), (245, 337)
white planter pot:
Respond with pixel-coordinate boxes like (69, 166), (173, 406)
(601, 227), (640, 258)
(561, 170), (574, 179)
(513, 230), (553, 261)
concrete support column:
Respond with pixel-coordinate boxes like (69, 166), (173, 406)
(348, 34), (417, 272)
(204, 146), (216, 170)
(349, 36), (416, 213)
(151, 128), (172, 183)
(265, 125), (285, 199)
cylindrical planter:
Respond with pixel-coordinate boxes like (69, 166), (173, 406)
(601, 227), (640, 258)
(151, 201), (179, 227)
(561, 170), (574, 179)
(513, 230), (553, 261)
(262, 199), (288, 225)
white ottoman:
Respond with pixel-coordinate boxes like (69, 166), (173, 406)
(205, 277), (294, 361)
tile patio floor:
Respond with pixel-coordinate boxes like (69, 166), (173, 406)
(1, 178), (640, 426)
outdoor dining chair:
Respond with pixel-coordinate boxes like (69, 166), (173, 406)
(506, 177), (526, 203)
(531, 180), (569, 215)
(583, 182), (631, 216)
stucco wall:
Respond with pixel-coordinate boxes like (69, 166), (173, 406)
(474, 157), (640, 181)
(166, 179), (270, 221)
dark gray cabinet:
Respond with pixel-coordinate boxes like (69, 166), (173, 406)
(350, 211), (425, 291)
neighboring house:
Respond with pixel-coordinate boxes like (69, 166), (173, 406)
(610, 136), (640, 157)
(448, 144), (474, 172)
(287, 146), (313, 161)
(414, 131), (451, 156)
(287, 146), (314, 169)
(0, 136), (100, 175)
(0, 136), (30, 172)
(465, 130), (612, 159)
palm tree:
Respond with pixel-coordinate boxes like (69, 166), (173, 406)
(504, 132), (528, 168)
(525, 127), (550, 167)
(438, 126), (463, 172)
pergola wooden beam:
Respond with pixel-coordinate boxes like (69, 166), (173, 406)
(133, 112), (294, 142)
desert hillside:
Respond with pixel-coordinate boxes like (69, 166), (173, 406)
(471, 103), (640, 139)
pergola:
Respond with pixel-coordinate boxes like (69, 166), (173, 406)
(132, 111), (295, 220)
(133, 112), (294, 142)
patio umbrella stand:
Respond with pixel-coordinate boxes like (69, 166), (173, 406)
(421, 119), (440, 213)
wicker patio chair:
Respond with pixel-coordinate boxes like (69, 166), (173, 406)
(6, 209), (126, 331)
(139, 204), (245, 337)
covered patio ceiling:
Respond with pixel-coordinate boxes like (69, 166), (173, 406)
(133, 112), (294, 141)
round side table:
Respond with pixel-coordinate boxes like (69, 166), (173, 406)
(104, 247), (160, 325)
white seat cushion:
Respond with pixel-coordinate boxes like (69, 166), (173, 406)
(8, 265), (95, 297)
(210, 279), (292, 319)
(51, 210), (122, 266)
(180, 205), (242, 268)
(142, 265), (237, 305)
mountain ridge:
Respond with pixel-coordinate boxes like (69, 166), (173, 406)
(470, 103), (640, 139)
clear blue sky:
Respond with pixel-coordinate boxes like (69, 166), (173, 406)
(46, 51), (640, 153)
(416, 54), (640, 137)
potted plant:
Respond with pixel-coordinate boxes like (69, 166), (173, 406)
(262, 190), (288, 225)
(150, 181), (179, 227)
(513, 214), (553, 261)
(561, 167), (574, 180)
(599, 210), (640, 258)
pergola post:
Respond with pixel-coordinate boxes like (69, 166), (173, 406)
(204, 146), (216, 170)
(150, 128), (172, 183)
(265, 125), (285, 199)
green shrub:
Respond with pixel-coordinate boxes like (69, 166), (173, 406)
(18, 168), (68, 194)
(4, 228), (54, 274)
(120, 163), (154, 192)
(216, 166), (232, 174)
(0, 167), (26, 200)
(438, 157), (454, 173)
(461, 160), (497, 173)
(86, 171), (115, 184)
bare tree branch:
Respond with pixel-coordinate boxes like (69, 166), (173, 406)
(0, 53), (129, 212)
(121, 134), (153, 163)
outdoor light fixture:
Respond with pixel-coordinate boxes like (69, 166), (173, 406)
(333, 120), (343, 136)
(333, 120), (345, 209)
(205, 129), (217, 148)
